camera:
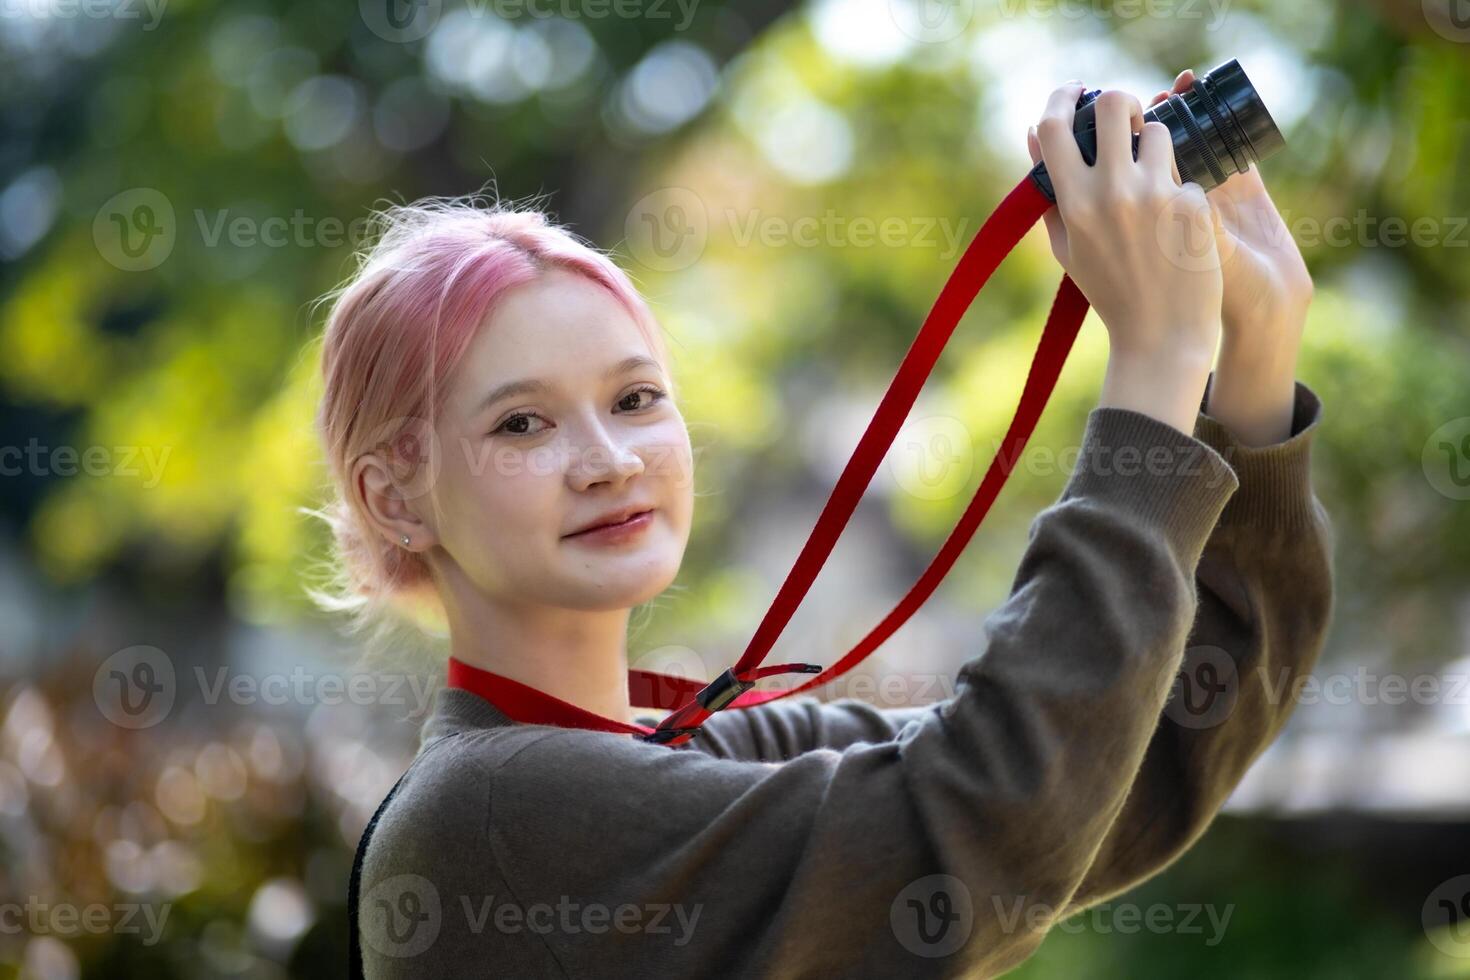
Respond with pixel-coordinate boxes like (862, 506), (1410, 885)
(1030, 58), (1285, 200)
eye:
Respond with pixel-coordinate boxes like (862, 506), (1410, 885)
(618, 384), (668, 413)
(491, 386), (667, 438)
(493, 412), (549, 437)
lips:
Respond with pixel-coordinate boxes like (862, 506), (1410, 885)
(566, 507), (655, 538)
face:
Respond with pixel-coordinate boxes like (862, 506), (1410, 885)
(421, 267), (694, 613)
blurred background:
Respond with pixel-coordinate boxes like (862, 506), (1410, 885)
(2, 0), (1469, 975)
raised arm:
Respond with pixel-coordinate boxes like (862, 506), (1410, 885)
(1062, 374), (1331, 915)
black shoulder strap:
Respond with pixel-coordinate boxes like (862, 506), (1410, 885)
(348, 733), (461, 979)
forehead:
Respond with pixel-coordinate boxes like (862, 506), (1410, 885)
(453, 269), (658, 403)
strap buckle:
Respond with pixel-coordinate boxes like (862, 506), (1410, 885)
(639, 726), (704, 745)
(697, 667), (756, 712)
(638, 663), (823, 745)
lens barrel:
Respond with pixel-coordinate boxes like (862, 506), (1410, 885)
(1029, 58), (1285, 201)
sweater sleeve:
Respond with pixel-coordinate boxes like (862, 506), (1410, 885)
(1058, 374), (1333, 917)
(482, 402), (1244, 978)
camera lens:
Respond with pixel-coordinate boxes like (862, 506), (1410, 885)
(1144, 58), (1284, 191)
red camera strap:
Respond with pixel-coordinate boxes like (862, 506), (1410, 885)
(446, 175), (1088, 745)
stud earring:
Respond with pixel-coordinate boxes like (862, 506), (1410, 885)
(400, 534), (411, 547)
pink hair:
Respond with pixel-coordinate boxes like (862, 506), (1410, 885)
(303, 191), (674, 643)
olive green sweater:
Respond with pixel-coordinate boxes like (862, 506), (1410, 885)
(354, 373), (1333, 979)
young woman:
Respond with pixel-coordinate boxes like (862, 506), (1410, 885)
(319, 72), (1332, 978)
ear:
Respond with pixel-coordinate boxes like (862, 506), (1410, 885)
(353, 450), (438, 552)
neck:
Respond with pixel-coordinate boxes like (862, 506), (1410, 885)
(443, 593), (638, 728)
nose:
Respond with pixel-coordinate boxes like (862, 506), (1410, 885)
(564, 419), (646, 492)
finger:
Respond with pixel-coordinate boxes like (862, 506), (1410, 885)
(1141, 118), (1183, 186)
(1029, 126), (1069, 254)
(1238, 157), (1266, 186)
(1149, 88), (1169, 108)
(1034, 81), (1088, 188)
(1173, 68), (1194, 94)
(1094, 89), (1144, 172)
(1137, 120), (1176, 183)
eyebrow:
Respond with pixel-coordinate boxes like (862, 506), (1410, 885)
(476, 355), (663, 414)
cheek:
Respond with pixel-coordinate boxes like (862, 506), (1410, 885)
(442, 438), (562, 546)
(645, 419), (695, 490)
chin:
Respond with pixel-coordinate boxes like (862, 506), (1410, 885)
(561, 549), (683, 611)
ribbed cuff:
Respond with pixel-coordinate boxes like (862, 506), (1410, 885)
(1192, 373), (1324, 528)
(1059, 405), (1240, 557)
